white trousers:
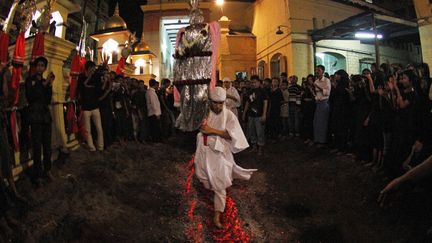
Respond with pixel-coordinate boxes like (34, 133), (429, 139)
(132, 113), (139, 138)
(83, 108), (104, 151)
(201, 180), (227, 212)
(214, 189), (227, 212)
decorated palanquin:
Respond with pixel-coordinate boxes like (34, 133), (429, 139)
(173, 0), (220, 132)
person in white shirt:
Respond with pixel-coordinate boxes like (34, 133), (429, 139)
(146, 79), (162, 142)
(223, 77), (241, 116)
(313, 65), (331, 146)
(195, 87), (257, 228)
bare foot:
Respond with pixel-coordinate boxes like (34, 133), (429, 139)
(214, 212), (223, 229)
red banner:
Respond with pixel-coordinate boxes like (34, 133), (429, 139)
(116, 57), (126, 75)
(0, 32), (9, 65)
(30, 32), (45, 75)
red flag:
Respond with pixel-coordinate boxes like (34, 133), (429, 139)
(66, 54), (82, 134)
(116, 57), (126, 75)
(10, 32), (25, 151)
(0, 32), (9, 65)
(11, 32), (25, 93)
(70, 55), (81, 98)
(30, 32), (45, 75)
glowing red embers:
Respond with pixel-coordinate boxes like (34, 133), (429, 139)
(183, 156), (251, 242)
(211, 195), (251, 242)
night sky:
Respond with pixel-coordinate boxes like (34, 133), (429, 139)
(108, 0), (147, 40)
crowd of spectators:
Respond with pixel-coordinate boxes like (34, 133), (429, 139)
(232, 64), (431, 178)
(0, 58), (177, 236)
(1, 55), (432, 237)
(76, 61), (176, 150)
(230, 63), (432, 228)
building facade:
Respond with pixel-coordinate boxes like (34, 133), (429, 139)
(138, 0), (422, 81)
(414, 0), (432, 67)
(253, 0), (421, 78)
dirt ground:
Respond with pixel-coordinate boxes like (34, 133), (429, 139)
(5, 133), (432, 242)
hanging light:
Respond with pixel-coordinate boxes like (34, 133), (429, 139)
(355, 32), (383, 39)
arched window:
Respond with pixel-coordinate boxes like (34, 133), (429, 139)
(359, 58), (375, 73)
(134, 58), (146, 75)
(270, 53), (287, 78)
(25, 10), (64, 38)
(102, 39), (119, 64)
(258, 60), (266, 80)
(316, 52), (346, 75)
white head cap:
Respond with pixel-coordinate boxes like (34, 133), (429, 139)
(223, 77), (231, 82)
(209, 87), (226, 102)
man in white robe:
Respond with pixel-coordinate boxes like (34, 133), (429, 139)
(195, 86), (257, 228)
(223, 77), (241, 117)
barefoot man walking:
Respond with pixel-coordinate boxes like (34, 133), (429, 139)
(195, 87), (257, 228)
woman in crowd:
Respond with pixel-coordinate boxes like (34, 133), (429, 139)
(99, 70), (114, 149)
(267, 77), (283, 140)
(280, 80), (289, 140)
(112, 76), (130, 145)
(301, 74), (316, 145)
(329, 69), (351, 153)
(385, 70), (419, 176)
(364, 71), (394, 170)
(347, 74), (371, 161)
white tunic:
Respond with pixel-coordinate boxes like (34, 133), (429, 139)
(195, 107), (257, 191)
(225, 87), (241, 116)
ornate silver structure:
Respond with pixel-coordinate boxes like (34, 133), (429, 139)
(173, 0), (214, 131)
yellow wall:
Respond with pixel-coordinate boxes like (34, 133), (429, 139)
(253, 0), (422, 78)
(219, 35), (256, 80)
(414, 0), (432, 66)
(252, 0), (291, 67)
(252, 0), (362, 77)
(418, 25), (432, 66)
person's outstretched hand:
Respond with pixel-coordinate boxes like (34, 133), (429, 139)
(378, 177), (403, 207)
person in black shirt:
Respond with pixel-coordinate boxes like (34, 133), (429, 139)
(329, 70), (351, 153)
(98, 69), (114, 149)
(301, 74), (316, 145)
(364, 72), (395, 170)
(166, 85), (176, 118)
(80, 62), (104, 152)
(26, 56), (55, 186)
(242, 76), (268, 155)
(131, 81), (149, 142)
(287, 75), (303, 137)
(347, 75), (371, 161)
(267, 77), (283, 140)
(158, 78), (174, 139)
(385, 70), (418, 176)
(262, 78), (271, 98)
(112, 76), (129, 144)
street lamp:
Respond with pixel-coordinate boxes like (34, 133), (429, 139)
(216, 0), (224, 16)
(276, 25), (289, 35)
